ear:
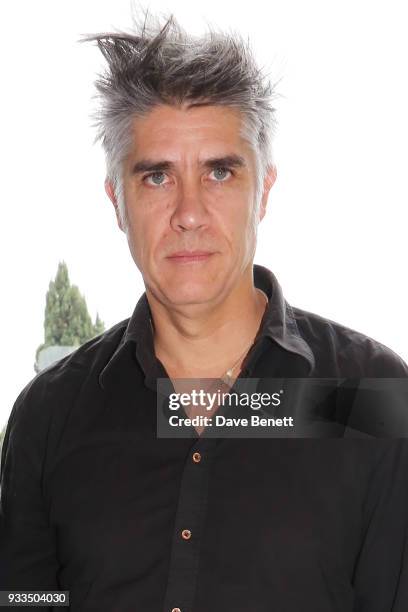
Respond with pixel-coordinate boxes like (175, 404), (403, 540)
(259, 165), (277, 221)
(104, 179), (125, 232)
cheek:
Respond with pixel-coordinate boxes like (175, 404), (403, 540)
(129, 215), (169, 265)
(212, 197), (254, 248)
(124, 210), (146, 264)
(230, 200), (256, 240)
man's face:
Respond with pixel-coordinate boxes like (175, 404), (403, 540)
(106, 104), (276, 308)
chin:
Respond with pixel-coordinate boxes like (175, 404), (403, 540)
(159, 282), (219, 306)
(166, 289), (213, 306)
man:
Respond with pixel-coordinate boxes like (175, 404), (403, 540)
(1, 11), (408, 612)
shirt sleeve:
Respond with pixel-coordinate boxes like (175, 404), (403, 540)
(0, 375), (60, 609)
(352, 439), (408, 610)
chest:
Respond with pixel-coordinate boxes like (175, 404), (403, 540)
(47, 436), (366, 579)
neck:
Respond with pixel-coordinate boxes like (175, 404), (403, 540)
(146, 273), (268, 380)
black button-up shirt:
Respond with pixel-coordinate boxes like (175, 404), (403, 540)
(1, 264), (408, 611)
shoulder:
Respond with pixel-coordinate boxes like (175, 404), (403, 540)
(291, 305), (408, 377)
(1, 320), (132, 481)
(4, 318), (130, 441)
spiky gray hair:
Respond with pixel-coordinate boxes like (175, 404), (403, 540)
(82, 10), (280, 231)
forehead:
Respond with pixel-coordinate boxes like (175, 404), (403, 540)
(128, 103), (252, 159)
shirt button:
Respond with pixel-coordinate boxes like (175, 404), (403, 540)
(192, 452), (201, 463)
(181, 529), (192, 540)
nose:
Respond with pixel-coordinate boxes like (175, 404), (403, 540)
(170, 176), (209, 232)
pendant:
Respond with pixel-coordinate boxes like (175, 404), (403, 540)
(220, 370), (233, 385)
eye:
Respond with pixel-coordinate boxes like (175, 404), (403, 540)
(210, 167), (233, 182)
(143, 171), (168, 186)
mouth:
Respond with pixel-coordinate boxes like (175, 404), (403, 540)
(166, 250), (215, 264)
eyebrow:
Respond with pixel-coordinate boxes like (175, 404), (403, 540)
(131, 154), (247, 175)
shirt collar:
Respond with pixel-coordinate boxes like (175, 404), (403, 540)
(98, 263), (315, 390)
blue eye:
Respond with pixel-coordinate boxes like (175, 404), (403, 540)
(212, 167), (232, 181)
(144, 172), (166, 185)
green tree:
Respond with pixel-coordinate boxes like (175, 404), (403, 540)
(35, 261), (105, 363)
(93, 312), (105, 336)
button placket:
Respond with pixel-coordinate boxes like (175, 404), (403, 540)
(162, 438), (216, 612)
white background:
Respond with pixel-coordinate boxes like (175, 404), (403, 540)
(1, 0), (407, 429)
